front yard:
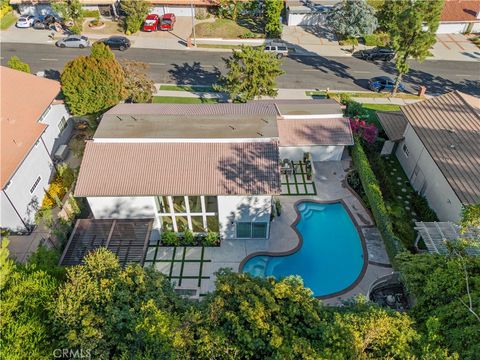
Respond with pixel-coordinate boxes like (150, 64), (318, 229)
(194, 18), (264, 39)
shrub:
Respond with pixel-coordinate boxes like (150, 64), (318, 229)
(351, 138), (405, 263)
(183, 229), (195, 246)
(202, 231), (220, 246)
(363, 32), (390, 46)
(41, 175), (68, 210)
(0, 2), (12, 18)
(345, 100), (368, 118)
(7, 56), (30, 73)
(274, 198), (282, 216)
(69, 23), (82, 34)
(161, 231), (179, 246)
(411, 193), (438, 222)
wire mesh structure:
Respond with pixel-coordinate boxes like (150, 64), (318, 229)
(60, 219), (153, 266)
(414, 221), (479, 256)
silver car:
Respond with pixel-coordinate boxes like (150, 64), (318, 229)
(264, 42), (289, 58)
(56, 35), (90, 48)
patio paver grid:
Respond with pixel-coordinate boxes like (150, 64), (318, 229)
(281, 161), (317, 196)
(144, 243), (211, 288)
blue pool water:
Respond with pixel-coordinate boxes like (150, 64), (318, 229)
(243, 202), (365, 297)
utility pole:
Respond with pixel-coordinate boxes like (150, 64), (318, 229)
(191, 1), (196, 47)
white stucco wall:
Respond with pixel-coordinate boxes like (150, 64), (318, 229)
(287, 12), (325, 26)
(150, 5), (193, 16)
(87, 196), (157, 219)
(217, 195), (272, 239)
(39, 104), (72, 155)
(279, 145), (344, 161)
(396, 125), (463, 222)
(437, 22), (468, 34)
(1, 143), (54, 231)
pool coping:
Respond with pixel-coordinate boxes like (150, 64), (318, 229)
(238, 198), (369, 300)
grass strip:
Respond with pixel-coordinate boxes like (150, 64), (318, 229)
(153, 96), (219, 104)
(159, 84), (216, 93)
(306, 91), (423, 100)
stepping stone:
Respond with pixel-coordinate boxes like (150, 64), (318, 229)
(411, 211), (417, 216)
(404, 200), (409, 204)
(397, 182), (402, 185)
(405, 206), (410, 210)
(397, 196), (403, 200)
(397, 177), (402, 180)
(406, 195), (411, 199)
(390, 172), (395, 175)
(393, 168), (397, 172)
(401, 188), (407, 192)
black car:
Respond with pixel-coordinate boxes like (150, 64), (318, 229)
(97, 36), (131, 51)
(356, 47), (395, 61)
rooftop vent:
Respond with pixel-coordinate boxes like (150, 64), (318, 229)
(449, 144), (456, 150)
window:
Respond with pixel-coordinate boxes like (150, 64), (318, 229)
(191, 216), (204, 232)
(175, 216), (188, 232)
(30, 176), (41, 194)
(236, 222), (268, 239)
(161, 216), (173, 231)
(58, 116), (67, 133)
(188, 196), (202, 213)
(402, 143), (410, 157)
(172, 196), (186, 212)
(205, 196), (218, 213)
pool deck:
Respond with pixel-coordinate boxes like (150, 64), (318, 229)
(157, 159), (393, 302)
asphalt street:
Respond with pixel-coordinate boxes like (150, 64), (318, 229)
(1, 43), (479, 96)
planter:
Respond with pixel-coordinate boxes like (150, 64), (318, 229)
(88, 20), (105, 29)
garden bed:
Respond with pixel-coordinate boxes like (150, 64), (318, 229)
(161, 230), (220, 247)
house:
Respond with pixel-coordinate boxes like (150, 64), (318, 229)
(0, 66), (72, 233)
(377, 91), (480, 222)
(285, 0), (340, 26)
(74, 100), (352, 240)
(437, 0), (480, 34)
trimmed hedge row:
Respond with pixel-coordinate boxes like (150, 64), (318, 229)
(351, 138), (405, 264)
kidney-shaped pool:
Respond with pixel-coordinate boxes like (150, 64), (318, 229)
(242, 201), (366, 297)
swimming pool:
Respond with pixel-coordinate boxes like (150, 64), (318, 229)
(242, 201), (365, 297)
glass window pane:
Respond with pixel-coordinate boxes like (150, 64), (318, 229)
(205, 196), (218, 213)
(161, 216), (173, 231)
(188, 196), (202, 213)
(175, 216), (188, 232)
(236, 222), (251, 238)
(156, 196), (170, 213)
(172, 196), (186, 213)
(252, 222), (267, 238)
(191, 216), (204, 232)
(207, 216), (219, 232)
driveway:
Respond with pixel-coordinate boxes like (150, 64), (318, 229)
(429, 34), (480, 61)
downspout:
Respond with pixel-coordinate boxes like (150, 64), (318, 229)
(2, 189), (30, 233)
(40, 136), (58, 173)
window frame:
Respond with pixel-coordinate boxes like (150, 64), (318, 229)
(30, 176), (42, 194)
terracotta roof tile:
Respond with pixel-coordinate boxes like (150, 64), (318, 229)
(401, 91), (480, 205)
(441, 0), (480, 22)
(278, 118), (353, 146)
(75, 141), (281, 197)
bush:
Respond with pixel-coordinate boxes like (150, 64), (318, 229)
(202, 231), (220, 246)
(345, 100), (369, 118)
(161, 231), (179, 246)
(411, 193), (438, 222)
(7, 56), (30, 73)
(183, 229), (195, 246)
(69, 23), (82, 34)
(363, 32), (390, 46)
(0, 2), (12, 18)
(41, 175), (67, 210)
(351, 138), (405, 263)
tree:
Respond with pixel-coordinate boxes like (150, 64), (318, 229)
(326, 0), (377, 40)
(378, 0), (443, 94)
(0, 237), (14, 290)
(52, 0), (83, 34)
(7, 56), (30, 73)
(121, 0), (150, 34)
(264, 0), (283, 38)
(122, 60), (156, 103)
(459, 204), (480, 234)
(215, 45), (284, 102)
(398, 252), (480, 359)
(90, 42), (115, 60)
(217, 0), (244, 21)
(61, 48), (126, 115)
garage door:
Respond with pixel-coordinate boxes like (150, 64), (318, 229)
(150, 5), (193, 17)
(287, 12), (325, 26)
(436, 23), (467, 34)
(18, 4), (54, 16)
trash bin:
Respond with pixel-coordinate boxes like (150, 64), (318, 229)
(417, 86), (426, 97)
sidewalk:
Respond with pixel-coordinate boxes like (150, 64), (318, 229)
(154, 84), (424, 105)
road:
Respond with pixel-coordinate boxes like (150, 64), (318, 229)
(1, 43), (479, 96)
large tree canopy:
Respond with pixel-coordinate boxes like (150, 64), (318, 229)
(326, 0), (378, 38)
(61, 46), (126, 115)
(215, 45), (284, 102)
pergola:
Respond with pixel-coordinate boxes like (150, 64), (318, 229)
(414, 221), (479, 256)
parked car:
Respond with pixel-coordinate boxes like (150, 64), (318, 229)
(368, 76), (406, 92)
(159, 13), (176, 31)
(32, 15), (61, 30)
(264, 42), (289, 58)
(97, 36), (131, 51)
(143, 14), (159, 32)
(356, 47), (395, 61)
(56, 35), (90, 48)
(16, 15), (35, 28)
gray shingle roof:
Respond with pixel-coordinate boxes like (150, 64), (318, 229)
(401, 91), (480, 205)
(376, 111), (408, 142)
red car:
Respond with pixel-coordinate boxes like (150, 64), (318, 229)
(159, 13), (176, 31)
(143, 14), (159, 32)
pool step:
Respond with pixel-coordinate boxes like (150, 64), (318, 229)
(303, 209), (314, 219)
(297, 203), (307, 212)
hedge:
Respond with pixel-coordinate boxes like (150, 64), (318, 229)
(351, 138), (405, 264)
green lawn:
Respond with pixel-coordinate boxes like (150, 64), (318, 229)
(159, 85), (216, 93)
(194, 18), (264, 39)
(152, 96), (218, 104)
(306, 91), (423, 100)
(361, 103), (401, 129)
(196, 44), (243, 50)
(0, 12), (17, 30)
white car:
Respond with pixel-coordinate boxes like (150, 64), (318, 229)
(16, 15), (36, 28)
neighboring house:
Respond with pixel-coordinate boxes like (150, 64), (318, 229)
(285, 0), (340, 26)
(74, 100), (352, 240)
(377, 91), (480, 222)
(0, 66), (72, 233)
(12, 0), (219, 18)
(437, 0), (480, 34)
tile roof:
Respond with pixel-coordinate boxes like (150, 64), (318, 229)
(277, 118), (353, 146)
(401, 91), (480, 205)
(75, 141), (281, 197)
(376, 111), (408, 142)
(0, 66), (60, 188)
(441, 0), (480, 22)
